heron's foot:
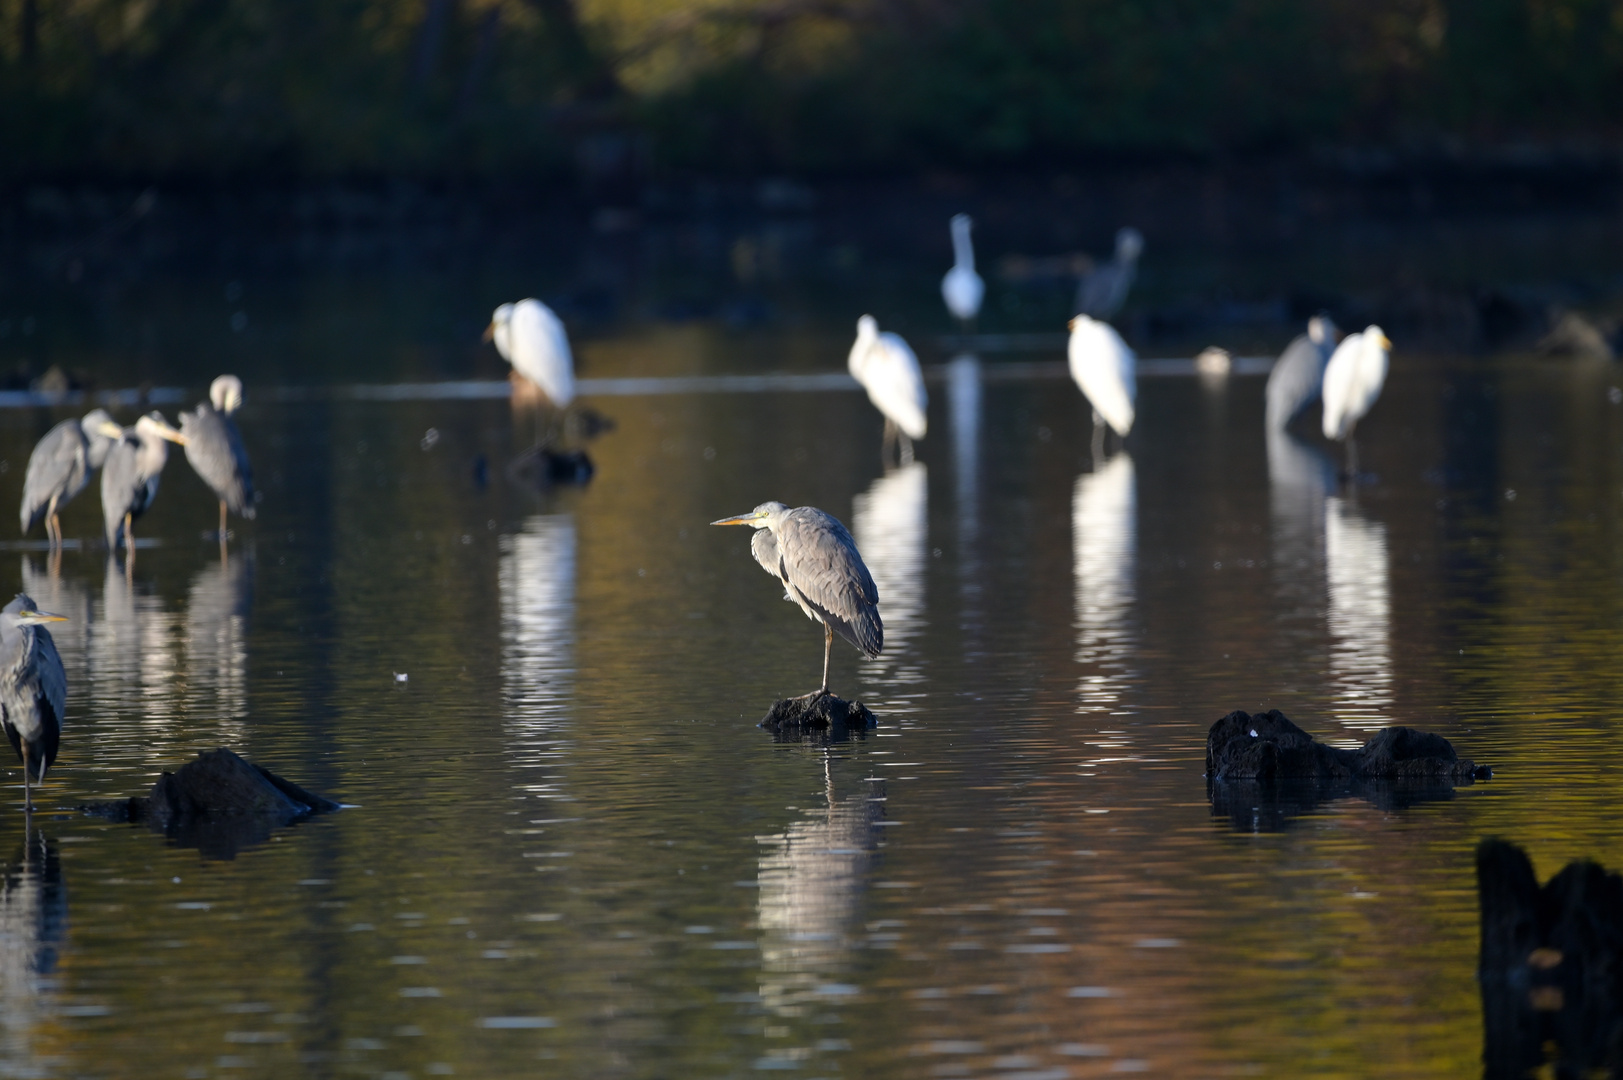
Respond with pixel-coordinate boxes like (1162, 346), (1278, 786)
(793, 687), (833, 703)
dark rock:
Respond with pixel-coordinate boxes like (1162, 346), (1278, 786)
(1206, 709), (1489, 782)
(1478, 839), (1623, 1078)
(1206, 710), (1489, 831)
(760, 692), (876, 741)
(79, 748), (338, 859)
(507, 446), (594, 490)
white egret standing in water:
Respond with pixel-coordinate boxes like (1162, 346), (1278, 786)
(486, 299), (575, 444)
(848, 315), (927, 466)
(1321, 325), (1391, 475)
(940, 214), (984, 330)
(1067, 315), (1136, 459)
(1266, 316), (1339, 431)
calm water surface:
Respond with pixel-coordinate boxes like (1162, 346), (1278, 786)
(0, 269), (1620, 1078)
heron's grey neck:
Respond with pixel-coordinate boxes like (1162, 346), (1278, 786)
(951, 220), (975, 270)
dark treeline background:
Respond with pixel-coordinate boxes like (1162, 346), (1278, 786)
(3, 0), (1622, 181)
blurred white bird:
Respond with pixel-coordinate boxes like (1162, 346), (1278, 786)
(849, 315), (927, 465)
(1266, 315), (1339, 430)
(1321, 324), (1391, 476)
(941, 214), (984, 329)
(485, 298), (575, 409)
(1067, 315), (1136, 458)
(1074, 227), (1143, 319)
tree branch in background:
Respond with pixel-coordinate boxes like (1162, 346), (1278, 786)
(455, 4), (502, 121)
(410, 0), (459, 89)
(523, 0), (620, 100)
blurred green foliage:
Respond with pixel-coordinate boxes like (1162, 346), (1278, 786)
(3, 0), (1623, 179)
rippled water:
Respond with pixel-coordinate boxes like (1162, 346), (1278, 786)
(0, 301), (1619, 1077)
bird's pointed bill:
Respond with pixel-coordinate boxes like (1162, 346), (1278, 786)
(711, 511), (765, 527)
(98, 420), (125, 439)
(16, 609), (67, 625)
(481, 321), (496, 343)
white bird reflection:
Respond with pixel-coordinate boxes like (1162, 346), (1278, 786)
(1266, 428), (1332, 629)
(1325, 495), (1393, 731)
(183, 551), (253, 729)
(947, 355), (985, 643)
(756, 767), (883, 1018)
(499, 515), (576, 803)
(851, 462), (927, 694)
(0, 832), (66, 1073)
(92, 558), (183, 739)
(1072, 453), (1137, 713)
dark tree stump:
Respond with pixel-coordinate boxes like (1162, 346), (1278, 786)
(80, 748), (338, 859)
(1478, 839), (1623, 1077)
(760, 693), (876, 740)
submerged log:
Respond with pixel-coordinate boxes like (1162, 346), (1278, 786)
(80, 748), (338, 859)
(1206, 709), (1490, 782)
(760, 692), (876, 740)
(1478, 839), (1623, 1077)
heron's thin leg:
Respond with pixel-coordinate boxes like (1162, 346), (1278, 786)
(219, 500), (228, 542)
(881, 418), (897, 470)
(123, 512), (133, 551)
(21, 743), (30, 815)
(1091, 410), (1106, 466)
(821, 623), (833, 694)
(899, 433), (914, 466)
(1344, 426), (1360, 481)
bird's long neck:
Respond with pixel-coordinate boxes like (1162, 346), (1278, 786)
(952, 222), (975, 271)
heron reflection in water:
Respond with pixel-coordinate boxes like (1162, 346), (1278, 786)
(184, 550), (253, 730)
(499, 515), (576, 804)
(756, 761), (884, 1018)
(712, 503), (882, 697)
(1267, 429), (1334, 645)
(852, 463), (927, 693)
(93, 558), (181, 741)
(1072, 453), (1137, 715)
(948, 355), (985, 652)
(1325, 494), (1392, 731)
(0, 830), (66, 1070)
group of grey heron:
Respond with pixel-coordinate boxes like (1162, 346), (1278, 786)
(1, 375), (256, 813)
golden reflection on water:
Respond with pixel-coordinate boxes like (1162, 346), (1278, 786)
(0, 345), (1614, 1077)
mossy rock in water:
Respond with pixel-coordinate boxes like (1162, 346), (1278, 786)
(760, 693), (876, 738)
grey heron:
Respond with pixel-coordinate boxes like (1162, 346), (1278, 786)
(848, 316), (927, 466)
(1322, 325), (1391, 475)
(712, 502), (883, 696)
(0, 594), (66, 813)
(941, 214), (985, 329)
(1266, 316), (1339, 430)
(1074, 227), (1143, 319)
(180, 375), (256, 540)
(98, 412), (187, 553)
(1067, 315), (1136, 458)
(19, 409), (116, 545)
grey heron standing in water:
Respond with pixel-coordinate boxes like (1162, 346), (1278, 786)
(0, 594), (66, 814)
(712, 503), (883, 696)
(1266, 315), (1339, 431)
(99, 412), (187, 557)
(1074, 227), (1144, 319)
(180, 375), (256, 542)
(20, 409), (117, 546)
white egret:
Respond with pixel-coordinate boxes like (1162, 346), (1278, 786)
(1075, 227), (1143, 319)
(848, 315), (927, 465)
(940, 214), (984, 329)
(485, 298), (575, 421)
(1067, 315), (1136, 457)
(1321, 324), (1391, 474)
(1266, 315), (1339, 430)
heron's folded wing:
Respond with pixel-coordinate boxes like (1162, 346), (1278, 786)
(776, 509), (883, 658)
(182, 410), (254, 515)
(21, 421), (88, 531)
(32, 631), (64, 771)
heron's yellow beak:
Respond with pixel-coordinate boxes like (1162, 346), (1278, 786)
(1377, 333), (1393, 350)
(711, 513), (761, 527)
(1067, 316), (1080, 331)
(482, 321), (496, 343)
(97, 420), (125, 439)
(17, 609), (66, 625)
(156, 426), (189, 446)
